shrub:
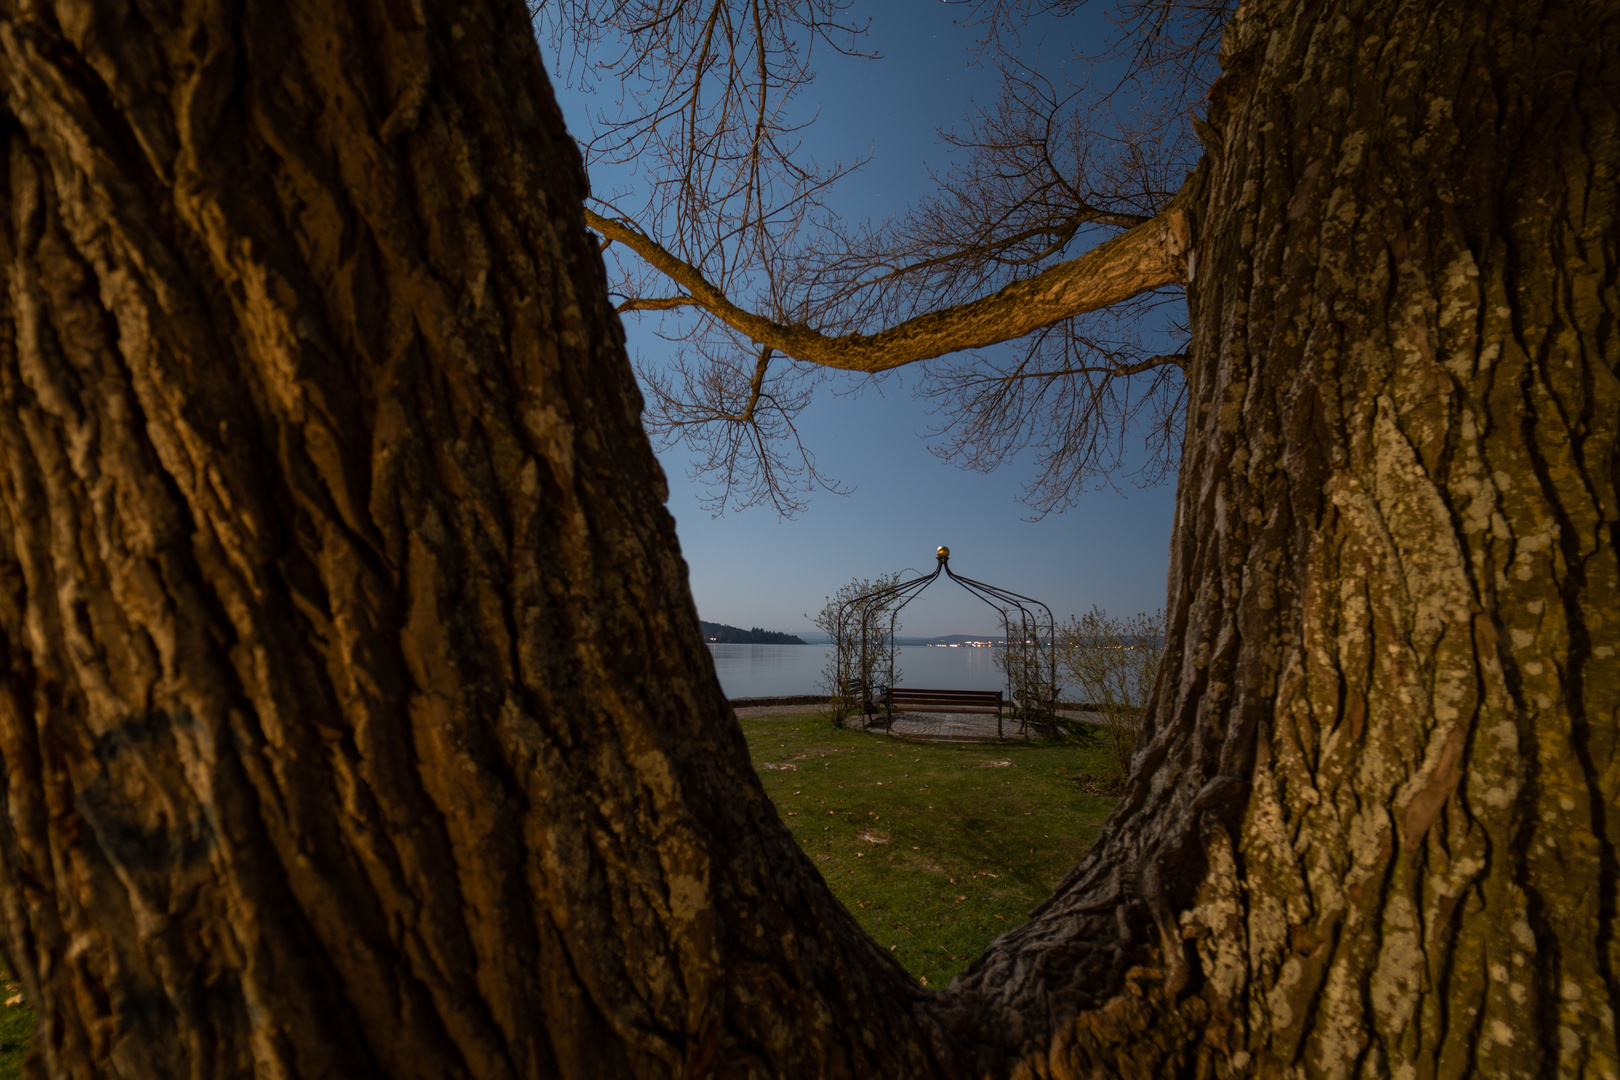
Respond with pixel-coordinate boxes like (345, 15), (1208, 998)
(810, 573), (903, 724)
(1055, 607), (1165, 787)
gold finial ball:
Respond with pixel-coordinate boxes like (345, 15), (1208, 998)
(936, 545), (951, 561)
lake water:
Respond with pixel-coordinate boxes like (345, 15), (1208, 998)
(708, 643), (1011, 699)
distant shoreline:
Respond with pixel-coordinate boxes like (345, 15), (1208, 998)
(699, 620), (806, 645)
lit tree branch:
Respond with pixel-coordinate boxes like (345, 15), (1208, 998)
(584, 204), (1191, 373)
(616, 295), (700, 313)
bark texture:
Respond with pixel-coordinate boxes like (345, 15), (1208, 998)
(943, 0), (1620, 1075)
(0, 1), (940, 1076)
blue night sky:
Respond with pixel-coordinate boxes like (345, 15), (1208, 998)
(547, 2), (1180, 638)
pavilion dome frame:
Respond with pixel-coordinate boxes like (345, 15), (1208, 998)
(842, 547), (1058, 737)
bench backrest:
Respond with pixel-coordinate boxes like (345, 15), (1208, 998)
(886, 688), (1002, 706)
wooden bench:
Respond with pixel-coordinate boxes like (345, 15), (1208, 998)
(883, 687), (1003, 719)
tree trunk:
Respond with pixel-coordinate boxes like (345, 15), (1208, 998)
(0, 0), (1614, 1078)
(942, 0), (1620, 1074)
(0, 2), (940, 1076)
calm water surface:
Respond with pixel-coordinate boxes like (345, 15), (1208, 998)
(707, 643), (1010, 699)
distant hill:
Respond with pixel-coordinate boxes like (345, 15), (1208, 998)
(700, 621), (806, 645)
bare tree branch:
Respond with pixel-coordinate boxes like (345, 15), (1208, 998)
(539, 2), (1221, 514)
(585, 202), (1190, 372)
(616, 295), (700, 313)
(636, 339), (849, 515)
(707, 345), (773, 423)
(974, 352), (1187, 379)
(916, 293), (1188, 514)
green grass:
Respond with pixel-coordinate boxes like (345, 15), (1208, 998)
(742, 713), (1119, 987)
(0, 958), (28, 1080)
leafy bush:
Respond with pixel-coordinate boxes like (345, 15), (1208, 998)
(810, 573), (903, 724)
(1055, 607), (1165, 787)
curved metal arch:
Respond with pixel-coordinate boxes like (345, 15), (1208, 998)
(838, 547), (1058, 738)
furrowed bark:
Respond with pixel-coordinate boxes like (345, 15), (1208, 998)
(584, 204), (1191, 373)
(0, 2), (950, 1076)
(938, 0), (1620, 1075)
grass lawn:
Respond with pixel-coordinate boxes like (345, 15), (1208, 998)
(741, 713), (1120, 988)
(0, 959), (27, 1080)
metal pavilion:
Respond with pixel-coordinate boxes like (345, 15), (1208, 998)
(841, 546), (1058, 737)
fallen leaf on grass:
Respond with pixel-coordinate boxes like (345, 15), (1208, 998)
(856, 829), (889, 845)
(979, 760), (1013, 768)
(973, 871), (1001, 878)
(760, 762), (798, 771)
(5, 994), (21, 1007)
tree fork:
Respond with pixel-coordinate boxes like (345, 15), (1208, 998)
(0, 0), (1613, 1077)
